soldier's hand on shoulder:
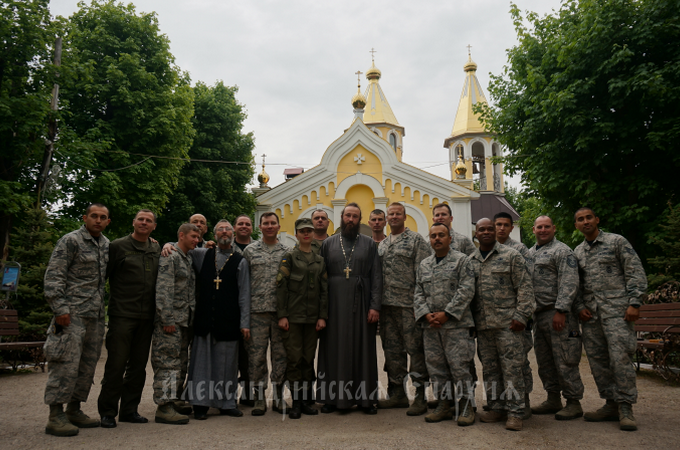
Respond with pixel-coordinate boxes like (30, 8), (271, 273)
(205, 240), (216, 249)
(161, 243), (176, 257)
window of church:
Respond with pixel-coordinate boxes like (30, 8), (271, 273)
(389, 133), (397, 152)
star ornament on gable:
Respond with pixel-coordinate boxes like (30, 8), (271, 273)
(354, 153), (366, 165)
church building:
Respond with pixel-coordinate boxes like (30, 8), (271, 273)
(253, 52), (519, 246)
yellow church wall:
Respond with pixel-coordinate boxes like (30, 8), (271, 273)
(345, 184), (376, 220)
(336, 145), (382, 187)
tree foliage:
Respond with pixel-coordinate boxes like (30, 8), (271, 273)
(648, 202), (680, 289)
(56, 0), (195, 239)
(154, 81), (256, 244)
(0, 0), (53, 260)
(482, 0), (680, 261)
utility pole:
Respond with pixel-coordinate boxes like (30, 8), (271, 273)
(36, 37), (62, 207)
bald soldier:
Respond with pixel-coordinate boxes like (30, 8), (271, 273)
(189, 214), (208, 248)
(527, 216), (584, 420)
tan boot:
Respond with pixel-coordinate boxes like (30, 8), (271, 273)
(531, 391), (562, 415)
(45, 404), (79, 437)
(378, 385), (409, 409)
(252, 387), (267, 416)
(618, 402), (637, 431)
(556, 398), (583, 420)
(584, 399), (619, 422)
(406, 386), (428, 416)
(155, 403), (189, 424)
(457, 398), (475, 427)
(478, 409), (507, 423)
(65, 401), (100, 428)
(172, 400), (192, 415)
(523, 394), (532, 420)
(505, 416), (523, 431)
(424, 400), (453, 423)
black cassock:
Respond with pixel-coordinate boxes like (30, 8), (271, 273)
(317, 233), (382, 408)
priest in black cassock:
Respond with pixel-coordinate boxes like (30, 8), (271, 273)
(318, 203), (382, 414)
(185, 220), (250, 419)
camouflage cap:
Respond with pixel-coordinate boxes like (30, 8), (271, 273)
(295, 218), (314, 230)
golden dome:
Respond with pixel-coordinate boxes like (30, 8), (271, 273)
(463, 57), (477, 72)
(352, 87), (367, 109)
(366, 62), (381, 80)
(257, 168), (270, 186)
(454, 154), (467, 179)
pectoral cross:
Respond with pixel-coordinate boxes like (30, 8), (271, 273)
(344, 267), (352, 279)
(214, 277), (222, 290)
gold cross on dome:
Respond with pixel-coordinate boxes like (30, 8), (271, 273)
(355, 70), (363, 87)
(369, 48), (377, 62)
(467, 44), (472, 56)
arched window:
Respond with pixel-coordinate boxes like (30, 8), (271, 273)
(389, 133), (397, 152)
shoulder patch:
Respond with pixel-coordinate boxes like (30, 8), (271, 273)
(566, 255), (577, 268)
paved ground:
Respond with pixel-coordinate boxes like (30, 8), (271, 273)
(1, 338), (678, 449)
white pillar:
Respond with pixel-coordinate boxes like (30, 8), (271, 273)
(450, 198), (473, 241)
(331, 199), (346, 227)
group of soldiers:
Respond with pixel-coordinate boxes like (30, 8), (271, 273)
(40, 200), (646, 437)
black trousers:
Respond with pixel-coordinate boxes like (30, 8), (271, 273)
(98, 316), (154, 417)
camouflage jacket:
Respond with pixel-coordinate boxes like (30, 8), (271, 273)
(243, 240), (290, 313)
(378, 229), (433, 307)
(527, 238), (579, 314)
(469, 242), (535, 330)
(503, 236), (530, 259)
(450, 228), (477, 256)
(156, 243), (195, 327)
(276, 247), (328, 323)
(573, 231), (647, 320)
(413, 250), (475, 328)
(44, 225), (109, 319)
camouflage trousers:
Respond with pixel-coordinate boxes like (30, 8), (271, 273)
(534, 310), (584, 399)
(44, 315), (105, 405)
(522, 327), (533, 394)
(151, 320), (187, 405)
(179, 324), (192, 393)
(379, 305), (428, 388)
(245, 312), (287, 392)
(423, 327), (475, 401)
(582, 315), (637, 404)
(477, 328), (526, 417)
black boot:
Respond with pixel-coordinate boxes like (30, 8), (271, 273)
(193, 405), (209, 420)
(289, 400), (302, 420)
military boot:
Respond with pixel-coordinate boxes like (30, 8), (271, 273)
(531, 391), (563, 415)
(618, 402), (637, 431)
(65, 401), (100, 428)
(505, 416), (523, 431)
(172, 400), (192, 415)
(407, 386), (428, 416)
(272, 384), (288, 414)
(457, 398), (475, 427)
(154, 403), (189, 425)
(584, 399), (619, 422)
(424, 400), (453, 423)
(378, 385), (409, 409)
(45, 404), (79, 437)
(252, 387), (267, 416)
(555, 398), (583, 421)
(523, 394), (532, 420)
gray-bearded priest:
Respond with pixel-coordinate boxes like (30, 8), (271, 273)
(317, 203), (382, 414)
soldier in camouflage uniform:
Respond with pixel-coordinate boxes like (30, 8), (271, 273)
(527, 216), (585, 420)
(311, 209), (331, 255)
(432, 203), (477, 256)
(471, 219), (535, 431)
(377, 203), (432, 416)
(414, 223), (476, 426)
(152, 223), (200, 425)
(573, 208), (646, 431)
(494, 212), (533, 419)
(242, 212), (290, 415)
(43, 203), (111, 437)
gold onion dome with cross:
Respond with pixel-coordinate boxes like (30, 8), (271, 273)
(257, 154), (270, 186)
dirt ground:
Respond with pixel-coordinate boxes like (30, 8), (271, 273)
(1, 338), (678, 450)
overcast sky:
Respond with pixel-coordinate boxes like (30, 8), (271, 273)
(49, 0), (565, 189)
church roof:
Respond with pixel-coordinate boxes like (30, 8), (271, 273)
(450, 53), (488, 138)
(362, 62), (400, 127)
(470, 192), (520, 223)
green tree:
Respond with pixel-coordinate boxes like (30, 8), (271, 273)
(482, 0), (680, 262)
(55, 0), (195, 239)
(154, 81), (256, 244)
(0, 0), (53, 261)
(648, 202), (680, 289)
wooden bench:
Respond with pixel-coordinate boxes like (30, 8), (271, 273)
(0, 309), (45, 371)
(635, 303), (680, 382)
